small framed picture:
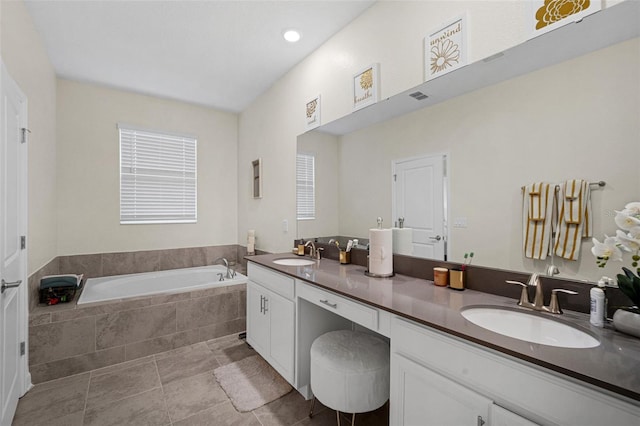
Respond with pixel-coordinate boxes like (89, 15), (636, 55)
(353, 63), (379, 112)
(528, 0), (601, 39)
(424, 14), (467, 81)
(305, 95), (321, 130)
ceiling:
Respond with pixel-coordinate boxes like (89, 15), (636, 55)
(25, 0), (375, 112)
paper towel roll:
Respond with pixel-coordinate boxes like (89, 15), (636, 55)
(369, 228), (393, 276)
(392, 228), (413, 256)
(247, 230), (256, 254)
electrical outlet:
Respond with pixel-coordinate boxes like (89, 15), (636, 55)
(453, 217), (467, 228)
(282, 219), (288, 233)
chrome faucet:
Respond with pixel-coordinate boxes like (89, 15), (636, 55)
(304, 241), (324, 260)
(213, 257), (235, 279)
(506, 273), (577, 314)
(304, 241), (316, 258)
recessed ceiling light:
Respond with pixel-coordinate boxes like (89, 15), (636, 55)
(283, 29), (301, 43)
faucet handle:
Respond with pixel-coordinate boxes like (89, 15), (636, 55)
(316, 247), (324, 260)
(506, 280), (532, 307)
(548, 289), (578, 314)
(527, 273), (540, 287)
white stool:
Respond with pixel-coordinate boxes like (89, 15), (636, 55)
(309, 330), (390, 425)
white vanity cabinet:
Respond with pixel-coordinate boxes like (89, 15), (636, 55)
(392, 352), (493, 426)
(246, 262), (295, 385)
(390, 316), (640, 426)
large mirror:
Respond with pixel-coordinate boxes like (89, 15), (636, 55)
(297, 2), (640, 281)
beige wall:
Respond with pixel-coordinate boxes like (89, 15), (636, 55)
(334, 38), (639, 281)
(238, 0), (553, 254)
(239, 0), (637, 281)
(1, 0), (58, 275)
(56, 80), (238, 255)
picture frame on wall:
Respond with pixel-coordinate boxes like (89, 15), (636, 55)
(352, 63), (379, 112)
(424, 14), (467, 81)
(305, 94), (321, 130)
(528, 0), (601, 39)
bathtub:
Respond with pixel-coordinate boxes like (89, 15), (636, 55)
(77, 265), (247, 305)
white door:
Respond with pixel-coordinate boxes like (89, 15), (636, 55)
(1, 61), (29, 426)
(391, 353), (491, 426)
(392, 154), (446, 260)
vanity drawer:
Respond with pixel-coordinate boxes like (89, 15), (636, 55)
(248, 262), (295, 300)
(297, 280), (378, 331)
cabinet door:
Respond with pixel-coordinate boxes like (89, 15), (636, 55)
(391, 353), (492, 426)
(490, 404), (539, 426)
(247, 281), (269, 356)
(266, 290), (295, 383)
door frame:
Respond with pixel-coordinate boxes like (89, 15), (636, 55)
(1, 59), (31, 399)
(391, 152), (449, 260)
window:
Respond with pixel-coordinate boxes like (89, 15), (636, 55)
(119, 124), (197, 224)
(296, 153), (315, 220)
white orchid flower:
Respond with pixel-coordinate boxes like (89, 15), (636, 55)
(616, 230), (640, 252)
(628, 226), (640, 240)
(623, 202), (640, 217)
(614, 210), (640, 231)
(591, 236), (623, 261)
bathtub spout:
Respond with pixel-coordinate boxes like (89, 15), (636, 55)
(213, 257), (234, 279)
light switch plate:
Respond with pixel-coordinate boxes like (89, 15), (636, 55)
(453, 217), (467, 228)
(282, 219), (288, 232)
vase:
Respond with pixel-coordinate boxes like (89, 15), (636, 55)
(613, 307), (640, 339)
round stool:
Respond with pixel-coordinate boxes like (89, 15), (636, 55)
(309, 330), (390, 425)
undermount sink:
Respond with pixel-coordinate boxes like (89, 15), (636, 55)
(461, 306), (600, 349)
(272, 257), (316, 266)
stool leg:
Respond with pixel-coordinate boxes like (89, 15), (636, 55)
(351, 412), (356, 426)
(336, 410), (341, 426)
(308, 396), (316, 418)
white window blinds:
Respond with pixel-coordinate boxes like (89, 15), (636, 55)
(119, 125), (197, 224)
(296, 153), (315, 220)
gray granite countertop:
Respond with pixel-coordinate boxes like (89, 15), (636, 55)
(247, 253), (640, 404)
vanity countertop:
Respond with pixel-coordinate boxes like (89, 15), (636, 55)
(247, 253), (640, 404)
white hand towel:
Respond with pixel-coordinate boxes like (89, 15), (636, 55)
(522, 182), (554, 260)
(554, 179), (592, 261)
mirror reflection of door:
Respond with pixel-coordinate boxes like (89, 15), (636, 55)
(392, 154), (446, 260)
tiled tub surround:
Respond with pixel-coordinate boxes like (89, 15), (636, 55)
(28, 281), (246, 384)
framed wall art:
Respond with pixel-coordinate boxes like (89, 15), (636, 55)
(528, 0), (601, 38)
(305, 94), (321, 130)
(425, 14), (467, 81)
(352, 63), (379, 112)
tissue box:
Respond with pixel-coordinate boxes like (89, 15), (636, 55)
(39, 274), (83, 305)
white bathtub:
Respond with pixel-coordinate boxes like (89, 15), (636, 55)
(77, 265), (247, 305)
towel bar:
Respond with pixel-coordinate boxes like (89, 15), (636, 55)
(520, 181), (605, 191)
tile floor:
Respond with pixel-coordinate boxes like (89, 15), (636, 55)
(12, 333), (389, 426)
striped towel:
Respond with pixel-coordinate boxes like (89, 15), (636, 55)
(553, 179), (592, 261)
(523, 182), (555, 260)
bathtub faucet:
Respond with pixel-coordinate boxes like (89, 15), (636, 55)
(213, 257), (235, 279)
